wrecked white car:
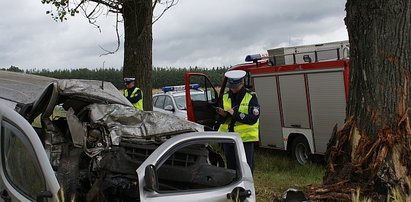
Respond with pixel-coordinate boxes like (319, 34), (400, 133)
(0, 71), (255, 202)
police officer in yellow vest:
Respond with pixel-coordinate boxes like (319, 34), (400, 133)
(123, 78), (144, 110)
(216, 70), (260, 172)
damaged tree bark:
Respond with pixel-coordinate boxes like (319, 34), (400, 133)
(308, 0), (411, 201)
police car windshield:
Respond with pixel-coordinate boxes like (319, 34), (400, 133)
(174, 93), (207, 110)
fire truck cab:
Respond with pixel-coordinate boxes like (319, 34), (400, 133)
(185, 41), (349, 164)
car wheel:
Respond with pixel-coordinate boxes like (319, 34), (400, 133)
(57, 151), (81, 201)
(291, 136), (311, 165)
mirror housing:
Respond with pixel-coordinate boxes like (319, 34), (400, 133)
(144, 164), (158, 192)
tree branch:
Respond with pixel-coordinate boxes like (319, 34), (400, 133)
(152, 0), (178, 24)
(99, 13), (121, 56)
(89, 0), (121, 12)
(73, 0), (86, 12)
(79, 4), (101, 30)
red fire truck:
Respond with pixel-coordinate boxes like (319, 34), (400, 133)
(184, 40), (350, 164)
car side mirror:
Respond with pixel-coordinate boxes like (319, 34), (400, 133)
(144, 164), (158, 192)
(164, 105), (174, 111)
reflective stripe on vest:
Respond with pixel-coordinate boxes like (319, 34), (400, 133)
(124, 87), (144, 110)
(218, 92), (259, 142)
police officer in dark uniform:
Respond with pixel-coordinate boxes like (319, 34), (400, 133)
(216, 70), (260, 172)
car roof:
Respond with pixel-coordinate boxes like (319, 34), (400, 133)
(154, 89), (204, 97)
(0, 71), (132, 110)
(0, 70), (56, 105)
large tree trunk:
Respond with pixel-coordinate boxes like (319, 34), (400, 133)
(122, 0), (153, 110)
(308, 0), (411, 201)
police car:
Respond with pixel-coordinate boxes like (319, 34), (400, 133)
(153, 84), (207, 119)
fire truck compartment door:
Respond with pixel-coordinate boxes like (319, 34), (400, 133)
(253, 76), (283, 149)
(307, 71), (346, 153)
(279, 74), (310, 129)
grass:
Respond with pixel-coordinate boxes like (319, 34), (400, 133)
(32, 104), (67, 127)
(351, 179), (411, 202)
(352, 188), (372, 202)
(253, 148), (325, 201)
(255, 150), (411, 202)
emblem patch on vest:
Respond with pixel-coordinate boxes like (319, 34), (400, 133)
(239, 113), (246, 119)
(252, 107), (260, 116)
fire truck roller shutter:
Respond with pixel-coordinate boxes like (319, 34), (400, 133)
(307, 71), (346, 153)
(253, 76), (283, 149)
(279, 74), (310, 129)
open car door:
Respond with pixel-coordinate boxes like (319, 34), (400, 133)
(184, 73), (219, 130)
(0, 104), (60, 202)
(136, 132), (256, 202)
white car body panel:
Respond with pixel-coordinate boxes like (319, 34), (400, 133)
(153, 90), (206, 120)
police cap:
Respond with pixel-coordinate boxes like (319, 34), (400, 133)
(124, 78), (135, 84)
(225, 70), (246, 88)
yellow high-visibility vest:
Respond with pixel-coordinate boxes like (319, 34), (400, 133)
(124, 87), (143, 110)
(218, 92), (259, 142)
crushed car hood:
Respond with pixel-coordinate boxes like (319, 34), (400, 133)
(86, 104), (204, 145)
(0, 72), (204, 151)
(29, 79), (133, 122)
(56, 79), (133, 107)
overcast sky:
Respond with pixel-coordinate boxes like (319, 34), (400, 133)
(0, 0), (348, 70)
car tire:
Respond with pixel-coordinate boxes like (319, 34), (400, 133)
(291, 136), (311, 165)
(57, 151), (81, 201)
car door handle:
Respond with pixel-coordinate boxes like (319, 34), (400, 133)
(1, 190), (11, 202)
(226, 187), (251, 202)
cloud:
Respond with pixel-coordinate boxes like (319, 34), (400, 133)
(0, 0), (348, 70)
(153, 0), (347, 68)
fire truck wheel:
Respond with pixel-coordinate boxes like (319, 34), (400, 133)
(291, 136), (311, 165)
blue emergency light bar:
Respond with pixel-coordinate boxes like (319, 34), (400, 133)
(245, 53), (269, 62)
(245, 54), (261, 62)
(162, 84), (200, 92)
(190, 83), (200, 89)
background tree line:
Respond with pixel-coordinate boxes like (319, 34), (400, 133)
(1, 65), (229, 89)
